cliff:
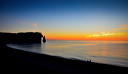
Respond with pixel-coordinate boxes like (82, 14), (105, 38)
(0, 32), (43, 44)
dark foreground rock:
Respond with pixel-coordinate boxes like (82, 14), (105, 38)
(1, 45), (128, 74)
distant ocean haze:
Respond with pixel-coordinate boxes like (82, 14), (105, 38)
(8, 40), (128, 67)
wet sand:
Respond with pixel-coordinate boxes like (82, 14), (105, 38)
(1, 44), (128, 74)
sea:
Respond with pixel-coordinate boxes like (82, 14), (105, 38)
(7, 40), (128, 67)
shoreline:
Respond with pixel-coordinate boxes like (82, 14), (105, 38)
(1, 44), (128, 74)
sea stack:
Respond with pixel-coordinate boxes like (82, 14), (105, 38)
(43, 36), (46, 43)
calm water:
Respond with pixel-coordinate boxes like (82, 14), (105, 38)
(8, 40), (128, 67)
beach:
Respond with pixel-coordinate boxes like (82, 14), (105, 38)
(1, 44), (128, 74)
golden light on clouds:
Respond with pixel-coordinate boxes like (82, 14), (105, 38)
(88, 32), (118, 37)
(114, 28), (128, 31)
(84, 25), (128, 40)
(114, 24), (128, 31)
(87, 24), (127, 41)
(120, 24), (128, 27)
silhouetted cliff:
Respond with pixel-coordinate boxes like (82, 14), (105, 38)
(0, 32), (43, 44)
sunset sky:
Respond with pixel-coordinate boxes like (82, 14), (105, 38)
(0, 0), (128, 40)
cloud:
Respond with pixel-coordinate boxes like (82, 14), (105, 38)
(89, 32), (119, 37)
(114, 28), (128, 30)
(84, 24), (128, 40)
(120, 24), (128, 27)
(113, 24), (128, 31)
(33, 24), (37, 27)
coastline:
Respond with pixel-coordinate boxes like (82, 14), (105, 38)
(1, 44), (128, 74)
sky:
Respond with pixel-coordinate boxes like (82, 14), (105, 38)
(0, 0), (128, 40)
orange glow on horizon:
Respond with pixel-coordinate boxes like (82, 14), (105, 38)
(43, 24), (128, 41)
(45, 33), (128, 41)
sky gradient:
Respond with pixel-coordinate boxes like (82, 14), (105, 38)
(0, 0), (128, 40)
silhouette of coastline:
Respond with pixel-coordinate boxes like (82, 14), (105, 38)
(0, 32), (43, 44)
(1, 32), (128, 74)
